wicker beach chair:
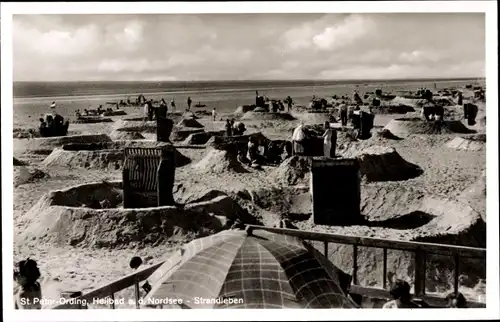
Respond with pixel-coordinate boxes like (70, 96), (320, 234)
(122, 146), (175, 208)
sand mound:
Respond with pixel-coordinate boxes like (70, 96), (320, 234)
(445, 136), (485, 151)
(271, 156), (311, 186)
(41, 143), (190, 169)
(171, 128), (205, 141)
(375, 129), (402, 140)
(192, 147), (247, 174)
(384, 118), (476, 135)
(291, 112), (331, 124)
(240, 111), (296, 121)
(109, 130), (145, 140)
(112, 120), (157, 133)
(177, 118), (204, 128)
(234, 105), (255, 115)
(18, 181), (260, 248)
(182, 111), (199, 119)
(41, 148), (124, 170)
(23, 134), (112, 154)
(458, 171), (486, 220)
(14, 166), (48, 187)
(354, 146), (423, 182)
(73, 117), (113, 124)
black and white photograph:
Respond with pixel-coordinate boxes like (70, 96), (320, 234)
(2, 1), (498, 321)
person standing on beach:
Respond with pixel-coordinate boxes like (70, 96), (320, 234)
(171, 98), (176, 113)
(187, 97), (192, 111)
(225, 119), (233, 137)
(322, 121), (337, 158)
(292, 122), (306, 156)
(339, 103), (348, 127)
(212, 108), (217, 121)
(285, 96), (293, 111)
(143, 101), (149, 121)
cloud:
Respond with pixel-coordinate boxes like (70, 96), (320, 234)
(312, 15), (375, 51)
(11, 13), (485, 81)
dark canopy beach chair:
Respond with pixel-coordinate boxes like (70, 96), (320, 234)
(156, 117), (174, 142)
(122, 147), (175, 208)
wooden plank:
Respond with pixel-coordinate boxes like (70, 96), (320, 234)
(247, 225), (486, 258)
(350, 285), (486, 308)
(52, 262), (165, 309)
(352, 245), (358, 285)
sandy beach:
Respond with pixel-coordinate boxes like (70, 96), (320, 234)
(11, 79), (487, 308)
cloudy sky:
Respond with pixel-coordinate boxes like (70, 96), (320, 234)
(13, 13), (485, 81)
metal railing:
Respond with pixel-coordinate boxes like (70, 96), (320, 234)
(52, 226), (486, 309)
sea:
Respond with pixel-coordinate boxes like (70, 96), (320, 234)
(12, 78), (483, 127)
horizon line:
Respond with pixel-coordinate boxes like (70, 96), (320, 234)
(13, 76), (485, 83)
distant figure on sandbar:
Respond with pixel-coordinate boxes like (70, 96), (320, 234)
(457, 91), (463, 106)
(14, 258), (42, 309)
(292, 122), (306, 156)
(322, 121), (337, 158)
(170, 98), (176, 113)
(212, 108), (217, 121)
(187, 97), (192, 111)
(382, 279), (421, 308)
(446, 292), (467, 308)
(225, 119), (233, 137)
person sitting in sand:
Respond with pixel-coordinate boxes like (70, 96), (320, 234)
(382, 279), (421, 309)
(247, 136), (260, 165)
(14, 258), (42, 309)
(233, 121), (246, 136)
(445, 292), (467, 308)
(225, 119), (233, 137)
(292, 122), (307, 156)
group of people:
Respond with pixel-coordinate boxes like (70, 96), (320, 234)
(382, 279), (467, 309)
(38, 112), (69, 137)
(225, 119), (247, 136)
(255, 91), (294, 112)
(292, 121), (337, 158)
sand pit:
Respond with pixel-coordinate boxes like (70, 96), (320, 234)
(182, 132), (213, 145)
(445, 135), (486, 151)
(240, 111), (296, 121)
(171, 128), (205, 141)
(458, 171), (486, 221)
(192, 146), (247, 174)
(14, 157), (27, 166)
(18, 181), (259, 248)
(177, 118), (204, 128)
(21, 134), (113, 155)
(354, 146), (423, 182)
(374, 103), (415, 114)
(384, 117), (476, 135)
(109, 130), (145, 140)
(41, 141), (190, 170)
(14, 166), (48, 187)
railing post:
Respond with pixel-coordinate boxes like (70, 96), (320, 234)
(414, 250), (426, 297)
(352, 245), (358, 285)
(324, 241), (328, 257)
(110, 293), (115, 309)
(382, 248), (388, 289)
(454, 254), (460, 294)
(134, 277), (141, 309)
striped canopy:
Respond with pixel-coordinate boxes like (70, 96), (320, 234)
(142, 228), (358, 309)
